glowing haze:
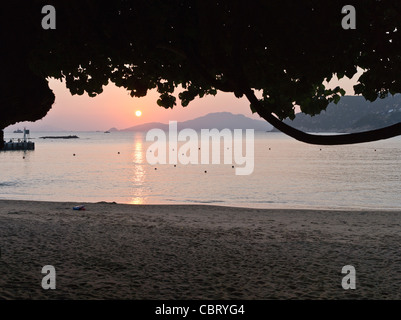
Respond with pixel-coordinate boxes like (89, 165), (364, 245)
(6, 71), (361, 132)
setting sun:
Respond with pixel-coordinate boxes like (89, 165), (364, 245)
(135, 110), (142, 117)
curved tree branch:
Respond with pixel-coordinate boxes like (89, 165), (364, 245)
(244, 89), (401, 145)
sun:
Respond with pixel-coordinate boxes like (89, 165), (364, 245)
(135, 110), (142, 117)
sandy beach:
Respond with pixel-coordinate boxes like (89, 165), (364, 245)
(0, 199), (401, 300)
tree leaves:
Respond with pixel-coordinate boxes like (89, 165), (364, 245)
(4, 0), (401, 144)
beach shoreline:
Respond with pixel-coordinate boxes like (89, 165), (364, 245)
(1, 199), (401, 299)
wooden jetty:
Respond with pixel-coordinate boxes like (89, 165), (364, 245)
(1, 128), (35, 151)
(2, 141), (35, 150)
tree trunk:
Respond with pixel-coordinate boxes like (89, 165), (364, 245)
(0, 130), (4, 150)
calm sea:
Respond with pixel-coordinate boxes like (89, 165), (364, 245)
(1, 130), (401, 210)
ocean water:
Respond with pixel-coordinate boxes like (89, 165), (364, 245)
(1, 130), (401, 210)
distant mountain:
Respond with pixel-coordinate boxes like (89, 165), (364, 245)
(119, 122), (169, 132)
(114, 112), (273, 132)
(274, 95), (401, 133)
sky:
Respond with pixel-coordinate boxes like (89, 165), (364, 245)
(6, 69), (362, 132)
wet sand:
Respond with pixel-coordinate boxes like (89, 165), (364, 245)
(0, 199), (400, 299)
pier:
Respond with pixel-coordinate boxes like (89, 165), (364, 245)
(2, 141), (35, 150)
(1, 128), (35, 151)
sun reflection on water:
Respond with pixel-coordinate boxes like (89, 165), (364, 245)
(130, 134), (146, 204)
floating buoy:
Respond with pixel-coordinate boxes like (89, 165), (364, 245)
(73, 154), (76, 156)
(204, 170), (207, 173)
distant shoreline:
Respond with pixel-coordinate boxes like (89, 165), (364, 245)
(39, 135), (79, 139)
(0, 198), (399, 212)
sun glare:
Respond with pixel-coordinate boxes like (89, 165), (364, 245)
(135, 110), (142, 117)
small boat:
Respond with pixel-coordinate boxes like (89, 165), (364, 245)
(13, 129), (23, 133)
(104, 131), (110, 133)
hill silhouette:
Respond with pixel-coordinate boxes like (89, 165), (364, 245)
(112, 112), (273, 132)
(275, 95), (401, 133)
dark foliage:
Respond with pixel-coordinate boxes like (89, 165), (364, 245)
(2, 1), (401, 146)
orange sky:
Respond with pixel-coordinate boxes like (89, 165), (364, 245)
(6, 70), (362, 131)
(44, 78), (260, 131)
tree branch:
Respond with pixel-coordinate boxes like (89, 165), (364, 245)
(244, 89), (401, 145)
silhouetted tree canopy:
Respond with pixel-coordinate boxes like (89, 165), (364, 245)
(3, 0), (401, 147)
